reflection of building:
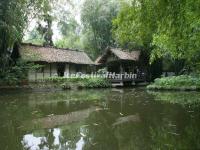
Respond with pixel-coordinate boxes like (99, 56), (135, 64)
(30, 107), (99, 129)
(95, 48), (147, 85)
(21, 107), (99, 149)
(12, 43), (95, 81)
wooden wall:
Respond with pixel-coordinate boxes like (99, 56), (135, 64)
(28, 63), (91, 81)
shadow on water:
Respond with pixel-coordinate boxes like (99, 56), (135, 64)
(0, 88), (200, 149)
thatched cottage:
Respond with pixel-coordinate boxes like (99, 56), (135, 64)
(95, 48), (147, 83)
(12, 43), (94, 81)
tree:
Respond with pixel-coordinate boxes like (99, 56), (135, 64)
(113, 0), (200, 72)
(37, 14), (54, 46)
(55, 14), (83, 49)
(151, 0), (200, 72)
(81, 0), (118, 58)
(113, 1), (155, 49)
(29, 0), (72, 47)
(24, 28), (44, 45)
(0, 0), (28, 72)
(0, 0), (54, 73)
(113, 0), (163, 79)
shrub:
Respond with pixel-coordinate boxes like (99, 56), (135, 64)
(0, 60), (41, 86)
(45, 77), (112, 89)
(82, 78), (112, 88)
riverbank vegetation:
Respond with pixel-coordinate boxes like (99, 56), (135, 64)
(0, 60), (40, 86)
(0, 77), (112, 90)
(28, 77), (112, 90)
(147, 75), (200, 91)
(46, 77), (112, 89)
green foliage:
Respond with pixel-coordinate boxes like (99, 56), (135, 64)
(24, 28), (44, 45)
(112, 0), (164, 80)
(112, 0), (157, 50)
(0, 60), (41, 85)
(55, 37), (83, 50)
(0, 0), (28, 71)
(81, 78), (111, 88)
(58, 18), (79, 37)
(42, 77), (112, 89)
(0, 0), (56, 74)
(81, 0), (118, 58)
(151, 0), (200, 66)
(147, 75), (200, 91)
(44, 77), (84, 83)
(113, 0), (200, 70)
(37, 14), (54, 46)
(24, 0), (72, 47)
(55, 17), (84, 50)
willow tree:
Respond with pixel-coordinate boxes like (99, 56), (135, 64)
(151, 0), (200, 72)
(113, 0), (163, 79)
(113, 0), (200, 72)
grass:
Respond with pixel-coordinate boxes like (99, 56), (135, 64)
(147, 75), (200, 91)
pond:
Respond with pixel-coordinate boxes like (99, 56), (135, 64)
(0, 88), (200, 150)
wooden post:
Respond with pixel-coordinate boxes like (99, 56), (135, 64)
(120, 62), (124, 86)
(69, 64), (71, 75)
(120, 62), (123, 80)
(43, 67), (44, 79)
(50, 63), (52, 77)
(35, 71), (37, 82)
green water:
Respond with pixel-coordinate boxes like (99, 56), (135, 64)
(0, 88), (200, 150)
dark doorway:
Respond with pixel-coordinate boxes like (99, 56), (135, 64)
(107, 62), (120, 73)
(57, 63), (65, 77)
(11, 43), (20, 63)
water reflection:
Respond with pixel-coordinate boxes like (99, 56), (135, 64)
(112, 114), (140, 127)
(148, 90), (200, 107)
(0, 88), (200, 149)
(24, 107), (100, 130)
(22, 134), (47, 150)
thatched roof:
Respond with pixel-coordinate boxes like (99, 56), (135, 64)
(19, 43), (94, 65)
(96, 48), (141, 64)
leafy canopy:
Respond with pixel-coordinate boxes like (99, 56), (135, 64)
(81, 0), (119, 58)
(113, 0), (200, 69)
